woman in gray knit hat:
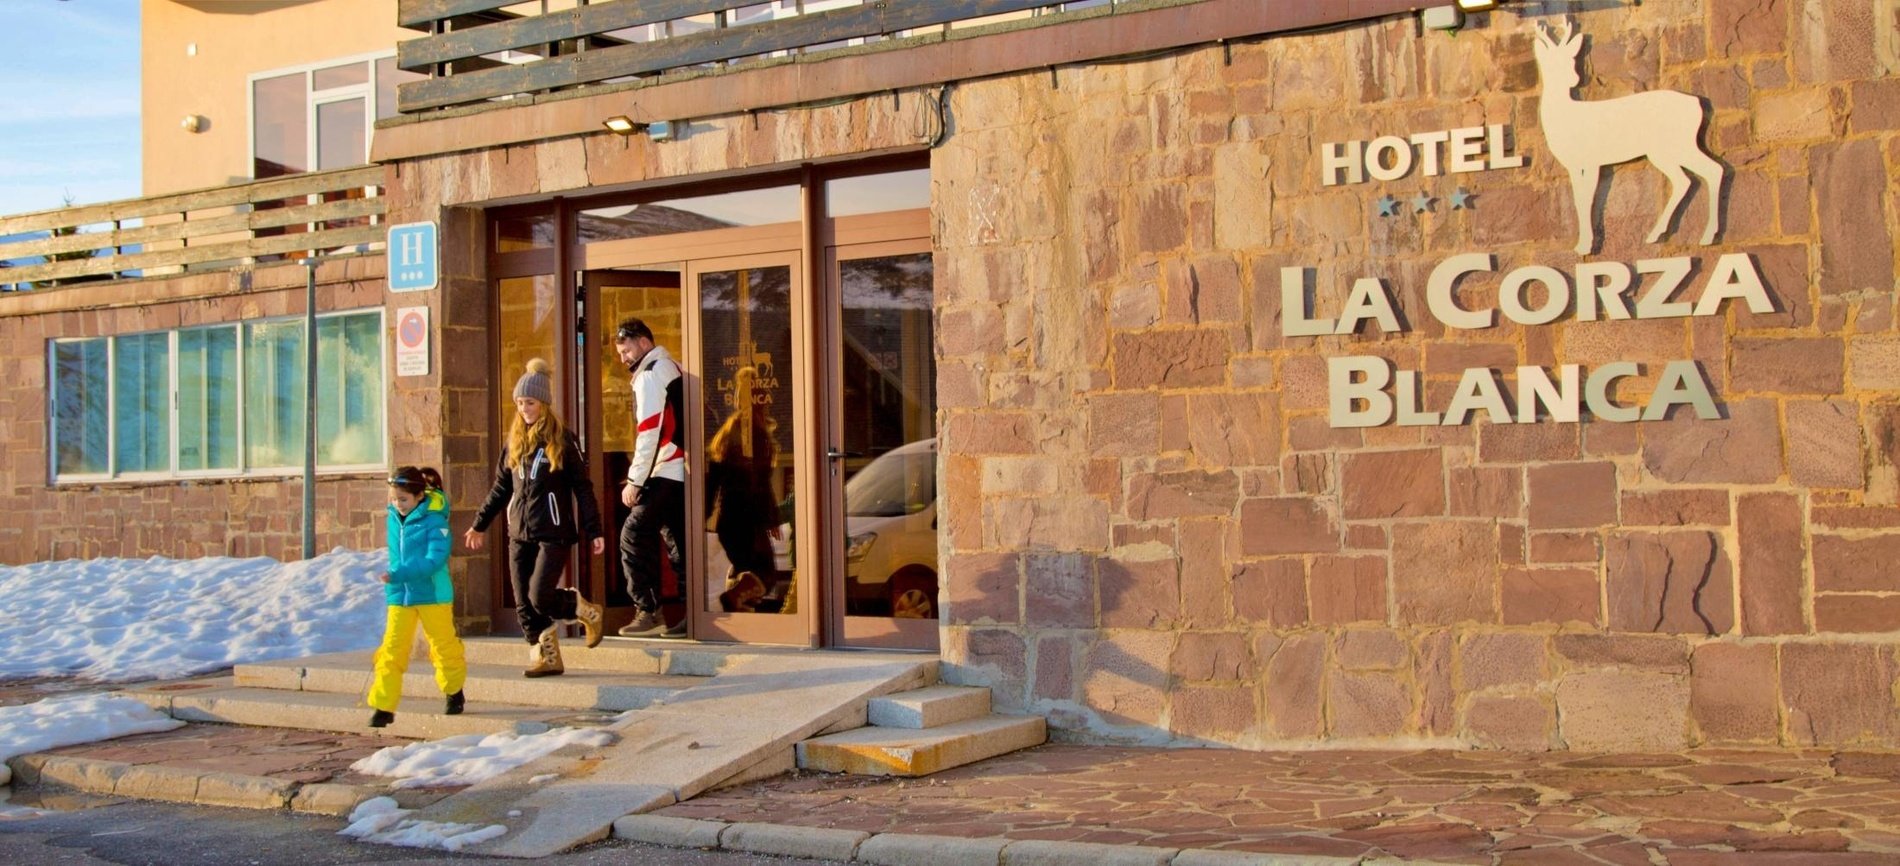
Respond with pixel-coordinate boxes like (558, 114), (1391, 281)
(464, 359), (608, 677)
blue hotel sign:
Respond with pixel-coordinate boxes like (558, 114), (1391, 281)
(387, 221), (438, 293)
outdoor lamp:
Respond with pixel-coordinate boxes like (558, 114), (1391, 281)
(603, 115), (643, 135)
(1455, 0), (1502, 10)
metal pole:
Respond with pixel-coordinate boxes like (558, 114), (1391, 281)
(300, 258), (317, 560)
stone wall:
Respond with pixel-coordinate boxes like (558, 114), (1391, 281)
(932, 0), (1900, 750)
(0, 257), (391, 564)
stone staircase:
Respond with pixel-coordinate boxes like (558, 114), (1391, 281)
(118, 637), (1044, 779)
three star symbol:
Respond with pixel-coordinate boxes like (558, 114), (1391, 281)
(1375, 189), (1475, 217)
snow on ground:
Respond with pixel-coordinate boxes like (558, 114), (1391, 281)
(0, 549), (386, 683)
(339, 796), (507, 852)
(0, 694), (184, 785)
(350, 728), (617, 789)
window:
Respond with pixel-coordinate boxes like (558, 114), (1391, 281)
(251, 53), (424, 179)
(47, 310), (386, 482)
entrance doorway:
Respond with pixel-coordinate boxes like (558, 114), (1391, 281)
(487, 165), (934, 649)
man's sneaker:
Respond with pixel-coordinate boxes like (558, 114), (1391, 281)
(368, 709), (395, 728)
(444, 690), (465, 716)
(617, 609), (666, 638)
(572, 592), (606, 648)
(660, 618), (688, 639)
(525, 628), (564, 678)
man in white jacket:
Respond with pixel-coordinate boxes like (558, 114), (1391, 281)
(612, 317), (687, 638)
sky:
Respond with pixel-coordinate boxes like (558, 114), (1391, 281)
(0, 0), (141, 217)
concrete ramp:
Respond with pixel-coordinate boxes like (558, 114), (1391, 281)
(407, 650), (936, 859)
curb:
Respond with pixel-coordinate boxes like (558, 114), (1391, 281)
(612, 815), (1465, 866)
(5, 753), (380, 817)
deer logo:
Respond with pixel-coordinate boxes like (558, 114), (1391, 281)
(1534, 19), (1725, 254)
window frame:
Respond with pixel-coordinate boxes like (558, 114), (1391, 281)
(247, 50), (399, 181)
(46, 308), (388, 485)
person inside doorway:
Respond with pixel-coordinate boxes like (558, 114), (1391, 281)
(613, 318), (688, 638)
(465, 359), (608, 675)
(707, 366), (781, 613)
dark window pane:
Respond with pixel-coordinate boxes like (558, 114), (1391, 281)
(52, 339), (109, 476)
(313, 61), (367, 90)
(253, 72), (307, 179)
(316, 98), (366, 171)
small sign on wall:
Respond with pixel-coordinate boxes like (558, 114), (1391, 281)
(396, 305), (430, 377)
(387, 221), (438, 292)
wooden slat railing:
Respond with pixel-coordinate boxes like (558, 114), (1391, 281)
(0, 166), (384, 291)
(395, 0), (1081, 113)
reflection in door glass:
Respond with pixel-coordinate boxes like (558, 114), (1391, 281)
(838, 253), (937, 620)
(699, 265), (798, 616)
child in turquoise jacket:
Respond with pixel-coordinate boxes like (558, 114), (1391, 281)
(367, 466), (467, 728)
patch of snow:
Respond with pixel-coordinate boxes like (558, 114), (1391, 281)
(0, 549), (386, 683)
(0, 694), (184, 784)
(350, 728), (615, 789)
(528, 773), (558, 785)
(339, 796), (506, 852)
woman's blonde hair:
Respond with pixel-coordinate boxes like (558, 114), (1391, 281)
(506, 359), (567, 473)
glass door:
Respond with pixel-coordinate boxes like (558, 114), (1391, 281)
(687, 252), (816, 645)
(824, 239), (938, 650)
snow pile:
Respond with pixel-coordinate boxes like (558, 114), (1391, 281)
(350, 727), (616, 789)
(0, 549), (386, 683)
(338, 796), (507, 852)
(0, 694), (184, 785)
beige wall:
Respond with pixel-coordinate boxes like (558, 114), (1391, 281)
(142, 0), (415, 196)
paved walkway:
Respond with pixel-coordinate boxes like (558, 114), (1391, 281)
(32, 723), (406, 790)
(656, 745), (1900, 865)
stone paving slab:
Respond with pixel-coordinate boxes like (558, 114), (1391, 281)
(655, 745), (1900, 864)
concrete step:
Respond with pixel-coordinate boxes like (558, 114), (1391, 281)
(458, 636), (939, 680)
(118, 678), (619, 740)
(234, 651), (699, 712)
(796, 714), (1047, 777)
(866, 685), (992, 729)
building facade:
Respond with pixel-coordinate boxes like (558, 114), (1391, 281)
(4, 0), (1899, 752)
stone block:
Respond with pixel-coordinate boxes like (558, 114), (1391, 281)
(1738, 493), (1806, 635)
(1788, 400), (1863, 488)
(1815, 140), (1893, 296)
(869, 686), (992, 730)
(1782, 643), (1898, 745)
(35, 756), (129, 794)
(1239, 497), (1339, 555)
(1034, 635), (1075, 703)
(1642, 400), (1782, 484)
(722, 823), (869, 862)
(1128, 470), (1241, 520)
(113, 764), (201, 803)
(1414, 630), (1455, 737)
(1528, 462), (1618, 529)
(1392, 522), (1498, 625)
(1171, 684), (1256, 741)
(1099, 557), (1180, 629)
(1816, 595), (1900, 633)
(289, 782), (378, 817)
(1308, 555), (1386, 624)
(1448, 466), (1522, 518)
(1179, 519), (1234, 629)
(858, 833), (1008, 866)
(1480, 420), (1579, 463)
(1111, 329), (1228, 389)
(1083, 631), (1173, 728)
(1753, 88), (1838, 142)
(1621, 489), (1730, 526)
(1023, 553), (1094, 629)
(1335, 630), (1408, 670)
(1502, 567), (1600, 626)
(1327, 671), (1410, 739)
(943, 553), (1022, 626)
(1173, 633), (1251, 681)
(194, 771), (295, 810)
(1732, 338), (1845, 395)
(1553, 634), (1688, 670)
(1690, 643), (1780, 744)
(1259, 633), (1325, 738)
(1188, 392), (1280, 467)
(1003, 839), (1176, 866)
(1529, 531), (1599, 564)
(1712, 0), (1789, 56)
(1557, 671), (1690, 751)
(1233, 559), (1307, 628)
(1088, 392), (1159, 457)
(1606, 531), (1736, 635)
(1464, 695), (1554, 751)
(611, 815), (727, 850)
(1341, 450), (1445, 519)
(1813, 534), (1900, 592)
(1849, 335), (1900, 390)
(1459, 633), (1548, 691)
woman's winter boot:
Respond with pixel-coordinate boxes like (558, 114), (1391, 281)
(525, 628), (564, 678)
(445, 691), (465, 715)
(572, 592), (605, 648)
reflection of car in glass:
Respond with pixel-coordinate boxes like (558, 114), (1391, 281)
(837, 437), (938, 618)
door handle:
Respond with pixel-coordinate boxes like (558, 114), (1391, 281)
(826, 448), (864, 460)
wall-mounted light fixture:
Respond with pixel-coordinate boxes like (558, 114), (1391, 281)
(180, 114), (207, 133)
(1455, 0), (1503, 10)
(603, 115), (643, 135)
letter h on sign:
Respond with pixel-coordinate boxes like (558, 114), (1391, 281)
(387, 222), (438, 293)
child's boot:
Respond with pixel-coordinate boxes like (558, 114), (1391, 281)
(572, 592), (605, 649)
(525, 628), (564, 678)
(445, 691), (465, 715)
(369, 709), (395, 728)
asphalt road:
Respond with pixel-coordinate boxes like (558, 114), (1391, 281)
(0, 794), (844, 866)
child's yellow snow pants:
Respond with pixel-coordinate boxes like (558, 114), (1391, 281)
(367, 603), (466, 713)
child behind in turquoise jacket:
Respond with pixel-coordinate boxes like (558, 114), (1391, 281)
(367, 466), (467, 728)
